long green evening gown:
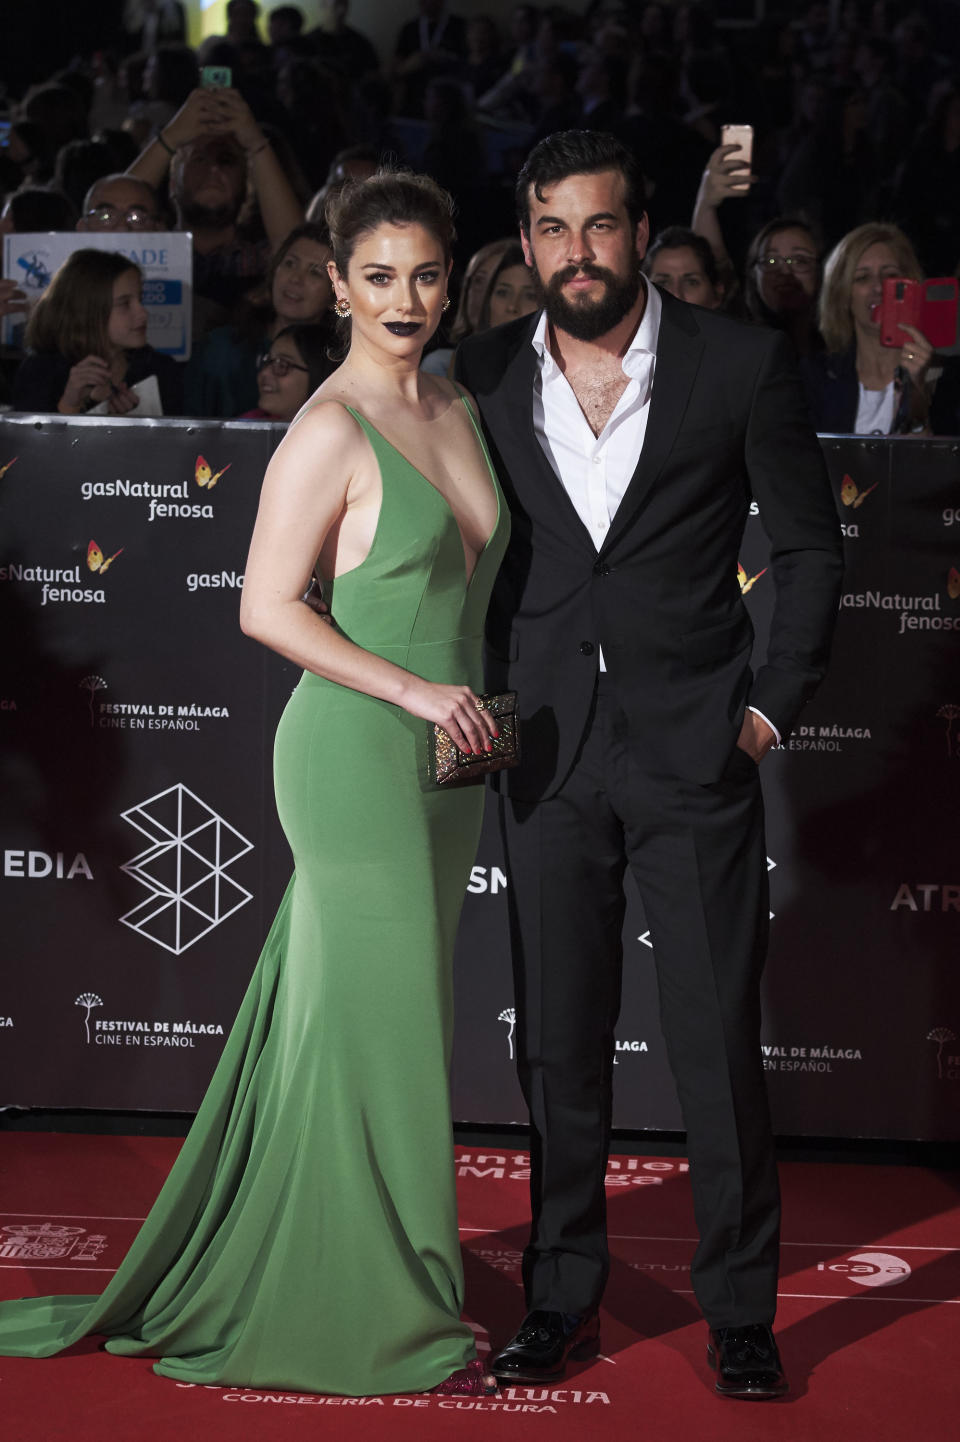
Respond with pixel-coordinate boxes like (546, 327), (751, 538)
(0, 397), (508, 1395)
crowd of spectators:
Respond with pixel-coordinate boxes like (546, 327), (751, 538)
(0, 0), (958, 434)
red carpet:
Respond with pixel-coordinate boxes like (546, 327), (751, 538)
(0, 1135), (957, 1440)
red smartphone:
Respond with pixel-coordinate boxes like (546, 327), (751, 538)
(720, 123), (753, 192)
(872, 276), (959, 351)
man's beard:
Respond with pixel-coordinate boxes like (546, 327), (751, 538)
(177, 196), (242, 231)
(535, 254), (642, 341)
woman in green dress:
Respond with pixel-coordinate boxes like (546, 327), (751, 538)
(0, 172), (509, 1397)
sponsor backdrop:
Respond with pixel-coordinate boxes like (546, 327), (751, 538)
(0, 417), (957, 1138)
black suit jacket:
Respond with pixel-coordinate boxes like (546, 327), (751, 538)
(799, 344), (960, 436)
(455, 290), (845, 799)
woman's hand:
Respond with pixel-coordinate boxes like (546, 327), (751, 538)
(106, 381), (140, 415)
(697, 143), (757, 209)
(57, 355), (113, 415)
(897, 322), (933, 386)
(400, 677), (499, 756)
(0, 279), (28, 320)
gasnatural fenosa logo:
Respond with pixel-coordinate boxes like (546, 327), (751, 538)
(195, 454), (231, 490)
(839, 473), (878, 510)
(737, 561), (767, 594)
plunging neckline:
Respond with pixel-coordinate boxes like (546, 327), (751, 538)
(345, 396), (500, 590)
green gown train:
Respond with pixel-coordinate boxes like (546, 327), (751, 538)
(0, 396), (509, 1395)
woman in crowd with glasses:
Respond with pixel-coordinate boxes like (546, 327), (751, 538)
(184, 222), (333, 417)
(741, 216), (823, 357)
(800, 220), (960, 436)
(12, 248), (183, 415)
(239, 321), (336, 421)
(691, 142), (823, 355)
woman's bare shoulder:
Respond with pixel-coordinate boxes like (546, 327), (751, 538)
(285, 391), (365, 446)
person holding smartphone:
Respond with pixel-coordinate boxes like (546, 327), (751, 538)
(123, 85), (303, 324)
(801, 221), (960, 436)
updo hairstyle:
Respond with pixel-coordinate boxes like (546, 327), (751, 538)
(325, 170), (456, 277)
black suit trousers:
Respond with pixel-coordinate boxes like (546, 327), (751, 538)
(499, 674), (780, 1328)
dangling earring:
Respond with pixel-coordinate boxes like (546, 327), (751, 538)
(441, 296), (451, 312)
(334, 297), (352, 318)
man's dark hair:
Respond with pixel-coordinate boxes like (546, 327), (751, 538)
(516, 130), (647, 234)
(270, 5), (304, 33)
(4, 185), (77, 233)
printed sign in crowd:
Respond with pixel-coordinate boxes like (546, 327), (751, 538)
(2, 231), (193, 357)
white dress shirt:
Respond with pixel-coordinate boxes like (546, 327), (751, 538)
(529, 282), (780, 743)
(531, 279), (660, 561)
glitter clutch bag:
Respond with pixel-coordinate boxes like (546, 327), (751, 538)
(432, 691), (520, 786)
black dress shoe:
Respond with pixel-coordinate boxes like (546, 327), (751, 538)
(490, 1310), (600, 1383)
(707, 1323), (788, 1399)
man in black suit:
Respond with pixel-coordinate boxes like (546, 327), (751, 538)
(455, 131), (843, 1400)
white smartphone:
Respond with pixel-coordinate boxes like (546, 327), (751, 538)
(720, 123), (754, 192)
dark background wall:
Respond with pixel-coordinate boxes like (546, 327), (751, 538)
(1, 415), (957, 1139)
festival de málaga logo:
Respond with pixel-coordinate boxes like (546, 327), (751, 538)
(935, 703), (960, 758)
(927, 1027), (956, 1080)
(75, 991), (103, 1043)
(75, 989), (225, 1049)
(77, 673), (231, 733)
(499, 1007), (516, 1059)
(79, 675), (108, 728)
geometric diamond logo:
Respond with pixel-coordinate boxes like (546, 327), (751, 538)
(119, 783), (253, 955)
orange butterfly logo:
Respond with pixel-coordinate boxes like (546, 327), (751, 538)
(840, 473), (878, 509)
(87, 540), (124, 575)
(737, 562), (768, 595)
(948, 566), (960, 600)
(195, 454), (231, 489)
(0, 456), (17, 480)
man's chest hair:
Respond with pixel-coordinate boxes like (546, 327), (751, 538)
(564, 364), (630, 437)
